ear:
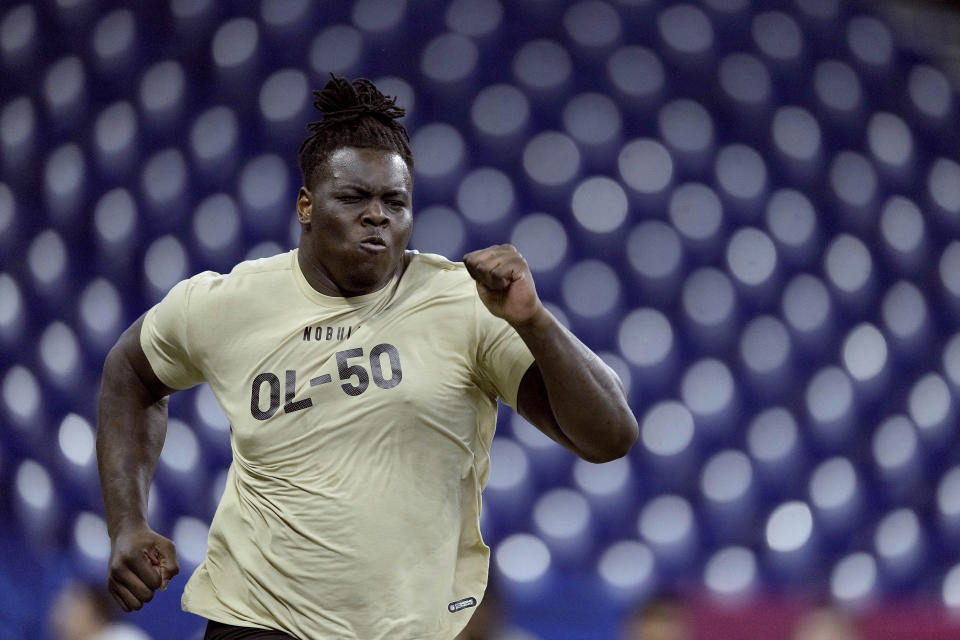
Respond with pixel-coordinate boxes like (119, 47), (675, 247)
(296, 187), (312, 223)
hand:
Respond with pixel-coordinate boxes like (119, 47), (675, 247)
(464, 244), (543, 326)
(107, 524), (179, 612)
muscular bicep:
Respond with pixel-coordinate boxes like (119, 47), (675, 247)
(103, 315), (175, 406)
(515, 362), (585, 457)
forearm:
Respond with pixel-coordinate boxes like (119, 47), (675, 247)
(96, 349), (168, 539)
(513, 306), (638, 462)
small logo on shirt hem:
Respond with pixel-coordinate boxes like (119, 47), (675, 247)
(448, 597), (477, 613)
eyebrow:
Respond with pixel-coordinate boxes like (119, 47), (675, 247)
(336, 182), (410, 198)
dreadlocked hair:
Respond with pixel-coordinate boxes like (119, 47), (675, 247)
(297, 74), (413, 189)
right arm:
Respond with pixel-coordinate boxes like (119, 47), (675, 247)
(96, 314), (179, 612)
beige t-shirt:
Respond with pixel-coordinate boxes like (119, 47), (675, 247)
(140, 249), (535, 640)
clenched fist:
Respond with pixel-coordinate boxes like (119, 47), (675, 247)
(463, 244), (543, 326)
(107, 524), (179, 612)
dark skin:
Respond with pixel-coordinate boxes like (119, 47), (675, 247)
(295, 147), (414, 296)
(97, 146), (637, 612)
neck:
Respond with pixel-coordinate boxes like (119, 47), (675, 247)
(296, 244), (408, 298)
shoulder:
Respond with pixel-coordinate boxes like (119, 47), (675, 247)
(183, 251), (294, 296)
(405, 251), (471, 284)
(153, 252), (296, 322)
(406, 250), (463, 271)
(398, 250), (479, 306)
(223, 250), (295, 281)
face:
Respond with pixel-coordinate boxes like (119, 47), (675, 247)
(636, 619), (690, 640)
(792, 610), (857, 640)
(297, 146), (413, 296)
(623, 605), (692, 640)
(48, 587), (105, 640)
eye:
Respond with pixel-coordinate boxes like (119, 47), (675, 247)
(337, 195), (361, 203)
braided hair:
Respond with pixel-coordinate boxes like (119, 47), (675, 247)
(297, 74), (413, 189)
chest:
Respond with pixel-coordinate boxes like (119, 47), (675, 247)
(204, 303), (488, 461)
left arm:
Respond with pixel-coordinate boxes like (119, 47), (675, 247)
(464, 245), (638, 463)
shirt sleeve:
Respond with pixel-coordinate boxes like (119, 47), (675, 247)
(473, 295), (535, 409)
(139, 274), (208, 390)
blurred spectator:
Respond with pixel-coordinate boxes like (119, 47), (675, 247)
(621, 595), (693, 640)
(47, 581), (152, 640)
(791, 606), (859, 640)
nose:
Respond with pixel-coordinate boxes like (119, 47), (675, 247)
(362, 200), (388, 227)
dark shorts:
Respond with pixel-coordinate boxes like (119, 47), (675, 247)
(204, 620), (299, 640)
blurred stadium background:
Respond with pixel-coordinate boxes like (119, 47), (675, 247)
(3, 0), (960, 637)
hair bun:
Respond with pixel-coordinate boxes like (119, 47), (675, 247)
(312, 74), (405, 125)
(298, 74), (413, 184)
